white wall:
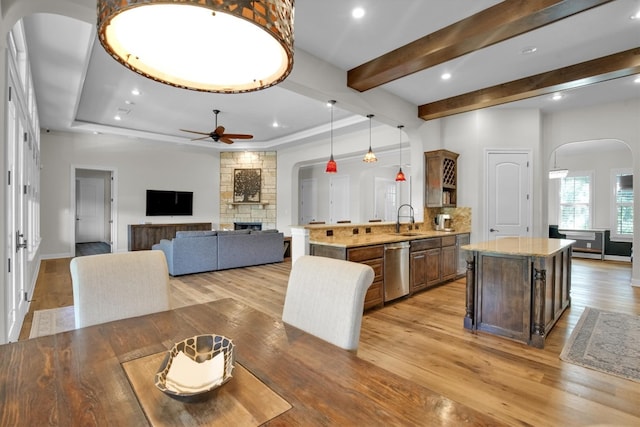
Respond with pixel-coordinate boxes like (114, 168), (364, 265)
(40, 131), (220, 257)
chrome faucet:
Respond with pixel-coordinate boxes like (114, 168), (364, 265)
(396, 204), (415, 233)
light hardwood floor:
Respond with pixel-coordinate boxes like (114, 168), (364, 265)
(20, 257), (640, 426)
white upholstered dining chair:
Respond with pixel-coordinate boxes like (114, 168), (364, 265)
(70, 250), (170, 328)
(282, 255), (375, 351)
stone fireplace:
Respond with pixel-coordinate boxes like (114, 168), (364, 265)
(220, 151), (276, 230)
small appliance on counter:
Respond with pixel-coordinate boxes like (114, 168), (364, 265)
(435, 214), (453, 231)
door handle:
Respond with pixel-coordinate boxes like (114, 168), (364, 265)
(490, 228), (500, 232)
(15, 231), (27, 251)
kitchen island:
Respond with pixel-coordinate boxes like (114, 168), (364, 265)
(462, 237), (574, 348)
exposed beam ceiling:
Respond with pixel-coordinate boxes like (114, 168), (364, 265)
(419, 47), (640, 120)
(347, 0), (614, 92)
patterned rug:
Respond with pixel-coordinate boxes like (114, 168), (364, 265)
(560, 307), (640, 383)
(29, 307), (76, 339)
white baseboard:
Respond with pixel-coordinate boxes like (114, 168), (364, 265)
(603, 255), (632, 262)
(40, 252), (73, 260)
(572, 252), (602, 260)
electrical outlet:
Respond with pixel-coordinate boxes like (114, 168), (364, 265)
(353, 228), (359, 235)
(586, 242), (591, 248)
(326, 230), (333, 237)
(365, 227), (371, 234)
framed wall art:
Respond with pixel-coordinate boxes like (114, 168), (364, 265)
(233, 168), (261, 203)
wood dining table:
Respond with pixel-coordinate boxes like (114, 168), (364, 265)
(0, 299), (501, 426)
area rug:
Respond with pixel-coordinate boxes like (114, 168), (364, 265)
(560, 307), (640, 383)
(29, 307), (76, 339)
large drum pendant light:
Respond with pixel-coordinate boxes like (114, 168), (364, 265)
(97, 0), (295, 93)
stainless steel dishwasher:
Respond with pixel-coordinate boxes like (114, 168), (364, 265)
(384, 241), (410, 302)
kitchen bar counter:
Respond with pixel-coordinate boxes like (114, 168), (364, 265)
(310, 229), (468, 248)
(462, 237), (574, 348)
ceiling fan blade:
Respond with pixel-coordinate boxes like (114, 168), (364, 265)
(180, 129), (211, 136)
(190, 136), (211, 141)
(222, 133), (253, 139)
(219, 137), (235, 144)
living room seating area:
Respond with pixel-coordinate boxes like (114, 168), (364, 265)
(153, 229), (284, 276)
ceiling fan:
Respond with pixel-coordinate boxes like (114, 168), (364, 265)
(180, 109), (253, 144)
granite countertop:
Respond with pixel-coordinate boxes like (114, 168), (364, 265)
(309, 229), (469, 248)
(461, 237), (575, 257)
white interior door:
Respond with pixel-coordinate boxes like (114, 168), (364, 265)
(329, 175), (350, 223)
(486, 150), (531, 240)
(76, 177), (105, 243)
(5, 83), (21, 341)
(300, 178), (317, 223)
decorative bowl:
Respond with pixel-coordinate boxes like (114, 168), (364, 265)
(155, 334), (235, 401)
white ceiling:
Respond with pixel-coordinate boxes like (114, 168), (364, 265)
(21, 0), (640, 151)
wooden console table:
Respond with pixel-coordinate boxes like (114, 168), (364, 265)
(128, 222), (212, 251)
(462, 237), (574, 348)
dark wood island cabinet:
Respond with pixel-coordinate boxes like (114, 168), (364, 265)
(462, 237), (574, 348)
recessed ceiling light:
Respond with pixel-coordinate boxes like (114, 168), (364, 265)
(114, 115), (122, 120)
(521, 46), (537, 55)
(634, 76), (640, 84)
(441, 72), (452, 80)
(630, 10), (640, 20)
(272, 121), (279, 127)
(131, 89), (140, 96)
(352, 7), (365, 19)
(552, 93), (563, 101)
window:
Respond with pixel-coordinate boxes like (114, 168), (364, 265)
(612, 170), (633, 241)
(559, 173), (592, 229)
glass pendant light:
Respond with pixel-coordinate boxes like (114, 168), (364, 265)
(395, 125), (406, 182)
(325, 100), (337, 173)
(363, 114), (378, 163)
(549, 151), (568, 179)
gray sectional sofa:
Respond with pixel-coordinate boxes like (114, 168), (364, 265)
(152, 229), (284, 276)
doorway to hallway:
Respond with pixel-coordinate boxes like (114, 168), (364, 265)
(72, 167), (117, 256)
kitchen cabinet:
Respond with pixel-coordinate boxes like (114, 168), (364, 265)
(309, 243), (384, 310)
(456, 233), (470, 276)
(410, 238), (440, 292)
(410, 251), (427, 292)
(440, 235), (458, 282)
(411, 235), (459, 293)
(425, 149), (459, 208)
(347, 245), (385, 310)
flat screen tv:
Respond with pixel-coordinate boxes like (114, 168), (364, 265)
(146, 190), (193, 216)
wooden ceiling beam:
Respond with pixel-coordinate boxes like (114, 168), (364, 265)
(418, 48), (640, 121)
(347, 0), (614, 92)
